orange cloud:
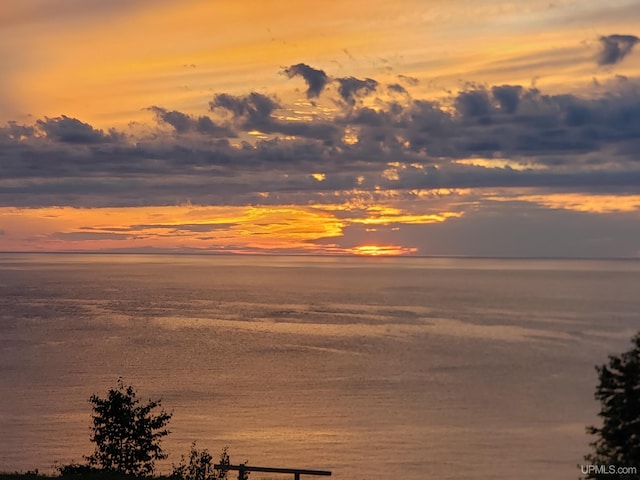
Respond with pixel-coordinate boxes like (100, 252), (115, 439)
(342, 205), (463, 225)
(487, 193), (640, 213)
(0, 205), (344, 253)
(0, 200), (465, 254)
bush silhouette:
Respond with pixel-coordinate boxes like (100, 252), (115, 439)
(584, 332), (640, 479)
(85, 379), (172, 476)
(171, 444), (232, 480)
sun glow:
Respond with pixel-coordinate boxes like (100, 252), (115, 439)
(349, 245), (417, 256)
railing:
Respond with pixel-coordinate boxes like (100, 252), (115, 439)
(214, 463), (331, 480)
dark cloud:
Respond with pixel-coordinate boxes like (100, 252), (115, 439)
(36, 116), (121, 143)
(209, 92), (279, 131)
(335, 77), (378, 105)
(209, 92), (338, 140)
(283, 63), (329, 98)
(3, 121), (35, 139)
(397, 81), (640, 160)
(210, 92), (279, 122)
(149, 107), (192, 133)
(455, 88), (492, 117)
(492, 85), (523, 114)
(597, 34), (639, 66)
(149, 106), (232, 136)
(195, 116), (234, 136)
(387, 83), (408, 95)
(383, 165), (640, 191)
(1, 71), (640, 208)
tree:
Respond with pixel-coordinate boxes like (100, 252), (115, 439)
(86, 379), (172, 476)
(584, 332), (640, 479)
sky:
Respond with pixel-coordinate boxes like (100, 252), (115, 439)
(1, 0), (639, 257)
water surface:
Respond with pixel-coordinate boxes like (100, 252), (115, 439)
(1, 254), (638, 480)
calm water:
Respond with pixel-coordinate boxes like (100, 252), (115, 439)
(1, 254), (639, 480)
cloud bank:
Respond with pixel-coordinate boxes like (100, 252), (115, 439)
(0, 64), (639, 210)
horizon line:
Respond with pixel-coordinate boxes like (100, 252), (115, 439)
(0, 250), (638, 261)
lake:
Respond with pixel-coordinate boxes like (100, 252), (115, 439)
(1, 254), (639, 480)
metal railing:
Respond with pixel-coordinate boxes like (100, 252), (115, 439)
(214, 463), (331, 480)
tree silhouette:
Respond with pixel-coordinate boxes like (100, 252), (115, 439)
(86, 379), (172, 476)
(584, 332), (640, 479)
(172, 444), (232, 480)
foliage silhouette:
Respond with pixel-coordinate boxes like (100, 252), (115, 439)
(171, 444), (232, 480)
(57, 463), (104, 477)
(85, 379), (172, 476)
(584, 332), (640, 479)
(216, 447), (234, 480)
(171, 443), (213, 480)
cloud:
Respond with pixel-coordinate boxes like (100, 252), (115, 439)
(149, 106), (232, 137)
(209, 92), (338, 140)
(335, 76), (378, 105)
(36, 115), (121, 143)
(454, 88), (492, 117)
(491, 85), (523, 114)
(4, 121), (35, 139)
(387, 83), (409, 95)
(210, 92), (279, 123)
(597, 34), (639, 66)
(1, 69), (640, 208)
(283, 63), (329, 98)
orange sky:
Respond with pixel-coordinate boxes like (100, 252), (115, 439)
(1, 1), (639, 257)
(3, 1), (639, 127)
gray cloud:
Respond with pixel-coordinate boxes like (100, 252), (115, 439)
(4, 121), (35, 139)
(36, 116), (122, 143)
(149, 106), (233, 137)
(387, 83), (409, 95)
(335, 77), (378, 105)
(491, 85), (523, 114)
(1, 70), (640, 208)
(210, 92), (279, 126)
(455, 88), (492, 117)
(397, 81), (640, 161)
(597, 34), (639, 66)
(283, 63), (329, 98)
(209, 92), (338, 140)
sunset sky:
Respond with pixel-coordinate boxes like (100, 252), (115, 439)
(1, 0), (639, 256)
